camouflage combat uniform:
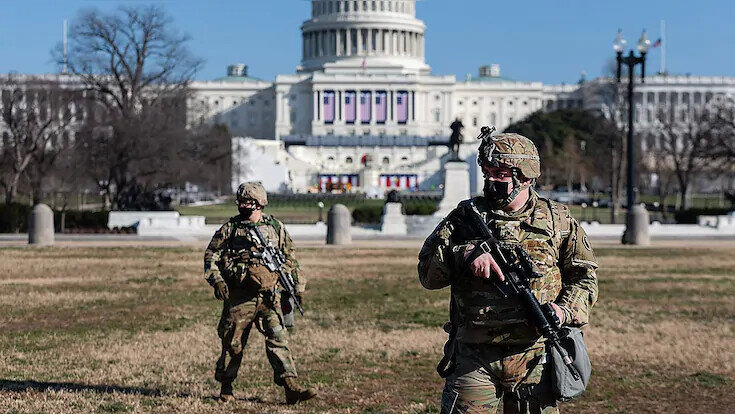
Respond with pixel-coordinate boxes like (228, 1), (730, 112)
(204, 213), (306, 387)
(418, 130), (599, 414)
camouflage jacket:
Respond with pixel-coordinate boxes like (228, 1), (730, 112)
(204, 214), (305, 294)
(418, 191), (598, 346)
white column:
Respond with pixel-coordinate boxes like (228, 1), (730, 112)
(392, 31), (398, 56)
(302, 33), (307, 59)
(346, 28), (352, 55)
(367, 28), (373, 55)
(335, 29), (341, 56)
(371, 89), (377, 126)
(407, 90), (412, 124)
(357, 28), (363, 55)
(321, 30), (326, 56)
(313, 90), (318, 123)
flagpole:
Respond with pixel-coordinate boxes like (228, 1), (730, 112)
(660, 20), (666, 75)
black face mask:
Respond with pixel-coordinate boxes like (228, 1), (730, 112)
(483, 180), (510, 202)
(238, 206), (256, 217)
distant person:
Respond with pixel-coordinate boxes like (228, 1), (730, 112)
(418, 130), (598, 413)
(203, 182), (316, 404)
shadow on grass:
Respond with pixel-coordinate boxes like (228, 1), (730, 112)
(0, 379), (189, 398)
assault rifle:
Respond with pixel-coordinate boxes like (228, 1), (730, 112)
(249, 226), (304, 315)
(461, 201), (581, 381)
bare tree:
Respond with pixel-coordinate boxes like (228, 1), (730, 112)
(0, 75), (75, 204)
(640, 131), (677, 221)
(56, 5), (203, 209)
(183, 123), (232, 196)
(580, 60), (627, 222)
(709, 96), (735, 161)
(650, 106), (713, 210)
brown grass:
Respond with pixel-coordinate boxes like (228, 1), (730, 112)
(0, 244), (733, 413)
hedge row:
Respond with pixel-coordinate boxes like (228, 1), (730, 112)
(0, 203), (110, 233)
(673, 208), (732, 224)
(351, 201), (439, 224)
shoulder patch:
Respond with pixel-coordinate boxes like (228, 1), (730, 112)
(582, 235), (591, 250)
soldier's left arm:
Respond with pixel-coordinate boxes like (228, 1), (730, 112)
(555, 207), (599, 327)
(277, 219), (306, 293)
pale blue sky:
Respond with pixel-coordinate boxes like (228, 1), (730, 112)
(1, 0), (733, 84)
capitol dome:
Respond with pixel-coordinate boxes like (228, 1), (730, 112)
(299, 0), (429, 74)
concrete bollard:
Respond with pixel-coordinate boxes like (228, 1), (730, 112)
(327, 204), (351, 245)
(622, 203), (650, 245)
(28, 204), (55, 246)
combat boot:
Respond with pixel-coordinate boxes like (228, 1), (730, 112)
(218, 382), (235, 402)
(283, 377), (317, 404)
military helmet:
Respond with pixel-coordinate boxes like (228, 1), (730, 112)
(236, 182), (268, 206)
(477, 131), (541, 179)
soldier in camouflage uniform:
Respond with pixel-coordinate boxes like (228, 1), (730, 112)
(204, 182), (317, 404)
(418, 130), (598, 414)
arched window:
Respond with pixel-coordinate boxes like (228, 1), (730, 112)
(346, 156), (353, 164)
(401, 156), (408, 162)
(327, 156), (335, 162)
(382, 157), (390, 165)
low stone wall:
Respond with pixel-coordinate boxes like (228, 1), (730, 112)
(108, 211), (206, 236)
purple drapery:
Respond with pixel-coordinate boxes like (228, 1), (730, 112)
(397, 91), (408, 123)
(324, 91), (335, 123)
(375, 91), (387, 123)
(345, 91), (356, 123)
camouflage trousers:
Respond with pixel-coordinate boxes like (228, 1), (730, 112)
(215, 291), (297, 386)
(441, 342), (558, 414)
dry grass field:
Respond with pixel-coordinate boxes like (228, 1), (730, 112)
(1, 244), (734, 413)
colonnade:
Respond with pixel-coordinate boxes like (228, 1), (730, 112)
(303, 28), (424, 59)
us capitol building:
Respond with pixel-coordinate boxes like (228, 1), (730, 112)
(189, 0), (735, 195)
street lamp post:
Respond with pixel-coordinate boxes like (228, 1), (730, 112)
(614, 29), (651, 245)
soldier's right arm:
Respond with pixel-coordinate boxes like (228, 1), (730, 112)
(203, 221), (234, 287)
(417, 219), (454, 290)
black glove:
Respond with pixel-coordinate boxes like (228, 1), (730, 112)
(295, 292), (304, 306)
(213, 281), (229, 301)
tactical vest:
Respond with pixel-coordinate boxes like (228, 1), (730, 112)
(224, 216), (282, 292)
(452, 197), (568, 345)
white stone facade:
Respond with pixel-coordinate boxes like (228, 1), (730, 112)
(186, 0), (735, 195)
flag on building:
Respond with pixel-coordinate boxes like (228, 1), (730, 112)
(375, 91), (387, 123)
(323, 91), (335, 123)
(652, 38), (662, 48)
(396, 91), (408, 123)
(345, 91), (356, 123)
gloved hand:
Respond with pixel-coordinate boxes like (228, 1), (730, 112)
(213, 281), (229, 301)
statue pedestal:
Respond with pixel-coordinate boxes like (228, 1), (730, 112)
(381, 202), (407, 235)
(434, 161), (470, 217)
